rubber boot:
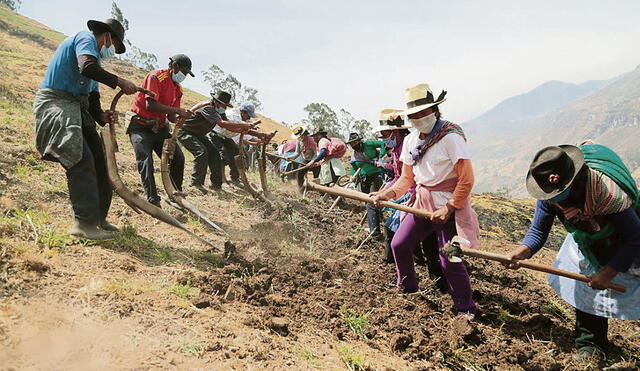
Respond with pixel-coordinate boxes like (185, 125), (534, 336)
(70, 220), (115, 240)
(99, 219), (120, 232)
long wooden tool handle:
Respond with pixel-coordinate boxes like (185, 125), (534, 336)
(282, 165), (311, 176)
(267, 152), (307, 166)
(460, 247), (627, 293)
(305, 180), (432, 219)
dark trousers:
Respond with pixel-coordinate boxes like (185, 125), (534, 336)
(178, 129), (220, 187)
(358, 174), (382, 234)
(63, 124), (112, 224)
(575, 309), (609, 351)
(296, 162), (321, 190)
(129, 129), (184, 203)
(209, 134), (239, 182)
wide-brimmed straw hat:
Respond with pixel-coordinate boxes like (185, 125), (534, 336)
(526, 145), (585, 200)
(402, 83), (447, 116)
(374, 108), (411, 132)
(291, 125), (309, 139)
(87, 18), (126, 54)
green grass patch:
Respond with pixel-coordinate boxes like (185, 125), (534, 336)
(339, 306), (370, 340)
(291, 346), (322, 367)
(177, 338), (205, 355)
(168, 278), (197, 298)
(37, 226), (70, 250)
(103, 279), (148, 298)
(193, 250), (226, 267)
(338, 346), (368, 371)
(100, 224), (159, 251)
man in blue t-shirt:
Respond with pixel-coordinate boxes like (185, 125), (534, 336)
(33, 18), (138, 240)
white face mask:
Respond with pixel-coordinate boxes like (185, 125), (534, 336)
(410, 113), (437, 133)
(100, 44), (116, 59)
(100, 35), (116, 58)
(172, 71), (186, 83)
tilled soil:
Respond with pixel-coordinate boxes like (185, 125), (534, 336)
(1, 130), (639, 370)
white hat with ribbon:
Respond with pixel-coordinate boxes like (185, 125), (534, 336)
(402, 83), (447, 116)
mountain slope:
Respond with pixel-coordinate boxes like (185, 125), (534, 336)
(467, 67), (640, 194)
(468, 79), (615, 127)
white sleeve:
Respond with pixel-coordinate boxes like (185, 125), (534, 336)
(442, 133), (471, 164)
(399, 132), (416, 165)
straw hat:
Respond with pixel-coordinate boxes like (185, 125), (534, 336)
(291, 125), (309, 139)
(402, 83), (447, 116)
(374, 108), (411, 132)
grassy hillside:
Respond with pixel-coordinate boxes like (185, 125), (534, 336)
(0, 5), (290, 144)
(1, 6), (639, 370)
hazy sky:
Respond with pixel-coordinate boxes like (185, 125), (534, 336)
(21, 0), (640, 126)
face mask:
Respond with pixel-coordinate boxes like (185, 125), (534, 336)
(549, 187), (571, 203)
(172, 71), (186, 83)
(216, 107), (226, 114)
(383, 137), (397, 148)
(410, 113), (437, 133)
(99, 33), (116, 59)
(100, 44), (116, 59)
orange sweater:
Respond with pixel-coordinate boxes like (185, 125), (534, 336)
(387, 159), (474, 209)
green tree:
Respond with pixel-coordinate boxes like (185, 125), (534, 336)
(302, 103), (338, 136)
(0, 0), (21, 11)
(338, 108), (355, 138)
(111, 1), (158, 71)
(352, 119), (373, 139)
(111, 1), (129, 31)
(202, 64), (262, 110)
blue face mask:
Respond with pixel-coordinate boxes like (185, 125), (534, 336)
(383, 137), (397, 148)
(172, 71), (186, 83)
(216, 107), (226, 114)
(549, 188), (571, 203)
(100, 44), (116, 59)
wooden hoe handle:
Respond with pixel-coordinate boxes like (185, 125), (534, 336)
(459, 247), (627, 293)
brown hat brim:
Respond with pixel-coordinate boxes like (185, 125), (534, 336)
(87, 20), (126, 54)
(525, 145), (585, 200)
(212, 97), (233, 108)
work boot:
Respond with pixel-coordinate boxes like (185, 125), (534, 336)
(573, 346), (605, 362)
(191, 183), (208, 195)
(69, 220), (115, 240)
(150, 199), (162, 208)
(99, 219), (120, 232)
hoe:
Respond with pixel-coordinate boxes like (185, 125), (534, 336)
(102, 89), (216, 247)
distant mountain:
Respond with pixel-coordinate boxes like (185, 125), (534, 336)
(466, 67), (640, 196)
(469, 79), (617, 126)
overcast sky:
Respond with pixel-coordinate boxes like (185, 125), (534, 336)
(21, 0), (640, 125)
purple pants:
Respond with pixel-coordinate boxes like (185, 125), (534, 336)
(391, 213), (477, 313)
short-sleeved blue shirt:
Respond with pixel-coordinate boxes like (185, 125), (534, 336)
(41, 31), (101, 96)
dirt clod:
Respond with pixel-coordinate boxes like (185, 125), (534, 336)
(268, 317), (289, 336)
